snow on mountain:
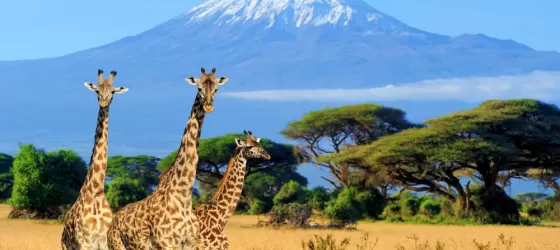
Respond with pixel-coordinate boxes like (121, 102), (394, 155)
(183, 0), (414, 32)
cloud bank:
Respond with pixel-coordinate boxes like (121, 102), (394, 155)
(223, 71), (560, 102)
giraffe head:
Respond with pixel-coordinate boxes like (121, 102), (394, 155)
(84, 69), (129, 107)
(185, 67), (229, 113)
(234, 130), (271, 160)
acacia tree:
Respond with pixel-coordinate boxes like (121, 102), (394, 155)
(322, 99), (560, 212)
(281, 103), (417, 190)
(522, 168), (560, 193)
(157, 133), (306, 196)
(106, 155), (161, 190)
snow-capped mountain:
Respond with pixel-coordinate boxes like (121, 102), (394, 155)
(2, 0), (558, 92)
(1, 0), (560, 192)
(185, 0), (411, 31)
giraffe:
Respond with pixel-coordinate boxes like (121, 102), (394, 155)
(107, 67), (229, 250)
(194, 130), (271, 250)
(61, 69), (129, 250)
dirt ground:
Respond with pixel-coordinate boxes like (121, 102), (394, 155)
(0, 204), (559, 250)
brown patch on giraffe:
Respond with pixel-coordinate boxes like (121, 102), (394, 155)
(85, 217), (97, 226)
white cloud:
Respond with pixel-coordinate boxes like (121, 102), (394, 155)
(222, 71), (560, 102)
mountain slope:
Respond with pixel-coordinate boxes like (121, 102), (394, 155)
(1, 0), (559, 93)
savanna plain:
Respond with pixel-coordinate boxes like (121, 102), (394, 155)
(0, 205), (559, 250)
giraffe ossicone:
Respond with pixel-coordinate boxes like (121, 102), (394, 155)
(195, 130), (271, 250)
(107, 67), (228, 250)
(61, 69), (128, 250)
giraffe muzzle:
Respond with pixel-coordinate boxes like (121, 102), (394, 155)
(263, 152), (271, 160)
(203, 105), (214, 113)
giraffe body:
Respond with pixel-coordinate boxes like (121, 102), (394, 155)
(61, 70), (128, 250)
(194, 131), (271, 250)
(107, 68), (228, 250)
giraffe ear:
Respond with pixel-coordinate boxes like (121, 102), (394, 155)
(217, 76), (229, 85)
(254, 138), (261, 143)
(185, 77), (199, 85)
(235, 138), (245, 147)
(113, 86), (129, 94)
(84, 82), (98, 92)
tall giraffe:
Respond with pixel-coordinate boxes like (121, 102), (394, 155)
(194, 130), (271, 250)
(107, 67), (229, 250)
(61, 69), (129, 250)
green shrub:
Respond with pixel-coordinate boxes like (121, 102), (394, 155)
(323, 187), (361, 225)
(419, 199), (442, 218)
(308, 186), (331, 211)
(355, 188), (386, 219)
(9, 144), (86, 214)
(470, 185), (520, 224)
(248, 199), (272, 215)
(398, 191), (421, 217)
(273, 180), (308, 205)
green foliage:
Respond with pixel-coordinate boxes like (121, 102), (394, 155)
(324, 99), (560, 219)
(244, 170), (308, 214)
(398, 191), (421, 217)
(273, 180), (308, 205)
(419, 199), (442, 218)
(469, 185), (520, 224)
(106, 177), (150, 211)
(106, 155), (160, 190)
(0, 153), (14, 201)
(283, 103), (417, 188)
(248, 199), (272, 215)
(354, 188), (385, 219)
(514, 192), (549, 203)
(541, 193), (560, 221)
(9, 144), (87, 211)
(324, 187), (362, 225)
(307, 186), (331, 211)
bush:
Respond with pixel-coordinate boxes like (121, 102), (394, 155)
(398, 191), (421, 217)
(273, 180), (308, 205)
(470, 185), (520, 224)
(542, 194), (560, 221)
(381, 203), (401, 218)
(248, 199), (272, 215)
(419, 199), (442, 218)
(106, 177), (151, 211)
(323, 187), (361, 226)
(441, 200), (455, 217)
(526, 206), (544, 218)
(308, 186), (331, 211)
(9, 144), (86, 217)
(267, 203), (312, 227)
(355, 188), (386, 219)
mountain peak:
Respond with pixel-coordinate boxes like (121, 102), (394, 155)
(183, 0), (410, 31)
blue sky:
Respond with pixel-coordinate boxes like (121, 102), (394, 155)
(0, 0), (558, 60)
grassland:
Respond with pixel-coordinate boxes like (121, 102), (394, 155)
(0, 205), (559, 250)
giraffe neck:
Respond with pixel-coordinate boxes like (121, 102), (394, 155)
(79, 105), (109, 199)
(158, 93), (205, 207)
(211, 148), (248, 224)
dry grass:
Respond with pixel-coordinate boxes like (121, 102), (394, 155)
(0, 205), (559, 250)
